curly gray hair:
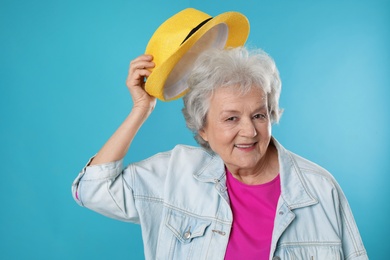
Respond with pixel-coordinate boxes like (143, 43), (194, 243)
(182, 46), (283, 150)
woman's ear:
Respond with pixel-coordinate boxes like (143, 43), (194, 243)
(198, 128), (208, 142)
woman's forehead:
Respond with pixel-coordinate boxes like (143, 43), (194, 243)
(208, 87), (267, 111)
(210, 86), (266, 101)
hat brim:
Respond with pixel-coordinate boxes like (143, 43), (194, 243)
(145, 11), (250, 101)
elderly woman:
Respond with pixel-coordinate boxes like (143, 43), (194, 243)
(72, 47), (368, 259)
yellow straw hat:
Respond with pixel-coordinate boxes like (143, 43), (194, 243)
(145, 8), (250, 101)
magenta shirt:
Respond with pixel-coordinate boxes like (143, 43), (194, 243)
(225, 169), (281, 260)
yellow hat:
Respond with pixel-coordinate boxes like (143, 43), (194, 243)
(145, 8), (250, 101)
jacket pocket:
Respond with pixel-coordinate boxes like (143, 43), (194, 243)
(274, 244), (343, 260)
(166, 210), (211, 243)
(157, 209), (212, 259)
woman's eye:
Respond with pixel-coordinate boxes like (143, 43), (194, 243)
(226, 117), (237, 121)
(254, 114), (266, 120)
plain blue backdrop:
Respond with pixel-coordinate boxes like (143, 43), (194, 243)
(0, 0), (388, 259)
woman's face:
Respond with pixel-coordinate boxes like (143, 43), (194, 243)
(199, 86), (272, 173)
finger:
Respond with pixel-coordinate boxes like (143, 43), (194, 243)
(127, 55), (155, 89)
(135, 68), (152, 79)
(128, 63), (155, 87)
(129, 60), (155, 73)
(132, 54), (153, 62)
(132, 61), (155, 70)
(130, 55), (154, 69)
(129, 62), (154, 78)
(126, 68), (152, 87)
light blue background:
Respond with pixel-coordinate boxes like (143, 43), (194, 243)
(1, 0), (388, 259)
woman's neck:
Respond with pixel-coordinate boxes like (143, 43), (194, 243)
(228, 143), (279, 185)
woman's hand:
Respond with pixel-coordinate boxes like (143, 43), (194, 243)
(90, 55), (156, 165)
(126, 54), (156, 113)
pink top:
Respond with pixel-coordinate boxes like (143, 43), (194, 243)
(224, 169), (281, 260)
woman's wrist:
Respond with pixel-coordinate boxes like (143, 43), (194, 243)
(131, 104), (154, 119)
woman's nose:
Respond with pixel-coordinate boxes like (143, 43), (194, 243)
(239, 119), (257, 137)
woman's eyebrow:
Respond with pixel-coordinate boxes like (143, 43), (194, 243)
(219, 104), (267, 115)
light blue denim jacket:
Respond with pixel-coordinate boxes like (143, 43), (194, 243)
(72, 138), (368, 260)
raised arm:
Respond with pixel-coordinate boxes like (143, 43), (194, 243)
(90, 55), (156, 165)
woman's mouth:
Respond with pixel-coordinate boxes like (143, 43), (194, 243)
(234, 142), (257, 149)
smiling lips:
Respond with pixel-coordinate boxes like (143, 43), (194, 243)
(234, 143), (257, 149)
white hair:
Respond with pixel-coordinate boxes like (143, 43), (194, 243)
(182, 46), (283, 150)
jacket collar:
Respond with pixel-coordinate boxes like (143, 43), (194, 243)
(273, 137), (318, 209)
(193, 137), (318, 209)
(192, 152), (226, 182)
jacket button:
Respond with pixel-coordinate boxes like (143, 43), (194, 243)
(184, 231), (191, 240)
(272, 257), (281, 260)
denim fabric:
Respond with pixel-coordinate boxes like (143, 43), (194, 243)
(72, 138), (368, 260)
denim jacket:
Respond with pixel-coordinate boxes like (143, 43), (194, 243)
(72, 138), (368, 260)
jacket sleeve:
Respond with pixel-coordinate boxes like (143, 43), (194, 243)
(71, 157), (140, 223)
(334, 182), (368, 259)
(72, 151), (172, 223)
